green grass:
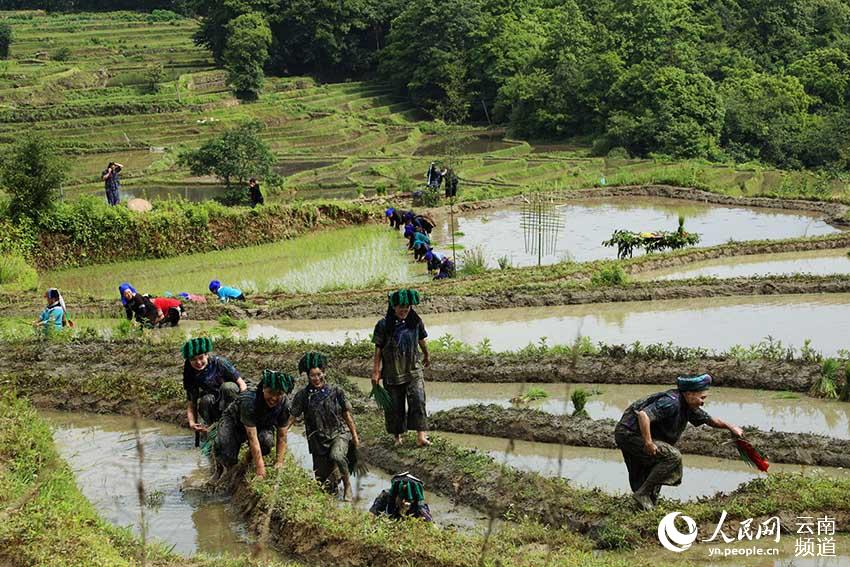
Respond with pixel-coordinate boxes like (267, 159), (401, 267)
(42, 224), (421, 297)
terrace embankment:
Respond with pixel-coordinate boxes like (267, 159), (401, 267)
(430, 405), (850, 468)
(5, 356), (850, 552)
(0, 337), (824, 393)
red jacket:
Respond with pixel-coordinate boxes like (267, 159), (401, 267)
(151, 297), (182, 312)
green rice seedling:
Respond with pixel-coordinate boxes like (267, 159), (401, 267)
(571, 388), (589, 418)
(497, 255), (513, 270)
(811, 358), (840, 399)
(459, 246), (487, 276)
(217, 314), (247, 329)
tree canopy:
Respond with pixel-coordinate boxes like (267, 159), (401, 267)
(189, 0), (850, 169)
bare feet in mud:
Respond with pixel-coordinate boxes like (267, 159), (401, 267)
(394, 435), (403, 446)
(632, 492), (654, 511)
(416, 433), (431, 447)
(343, 486), (353, 502)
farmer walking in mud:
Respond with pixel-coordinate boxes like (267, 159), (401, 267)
(212, 369), (294, 482)
(372, 289), (431, 447)
(614, 374), (744, 510)
(182, 337), (247, 436)
(285, 352), (361, 501)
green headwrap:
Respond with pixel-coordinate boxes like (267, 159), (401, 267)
(261, 369), (295, 393)
(389, 472), (425, 502)
(182, 337), (213, 360)
(389, 289), (421, 307)
(298, 352), (328, 374)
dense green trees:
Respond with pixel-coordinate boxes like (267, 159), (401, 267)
(188, 0), (850, 169)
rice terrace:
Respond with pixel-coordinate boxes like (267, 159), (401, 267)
(2, 2), (850, 566)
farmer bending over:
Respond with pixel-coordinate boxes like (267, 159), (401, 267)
(182, 337), (247, 435)
(213, 370), (294, 481)
(614, 374), (743, 510)
(370, 472), (433, 522)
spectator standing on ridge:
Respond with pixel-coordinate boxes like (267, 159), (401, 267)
(102, 161), (123, 206)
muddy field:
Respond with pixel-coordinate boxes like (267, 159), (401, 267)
(429, 405), (850, 468)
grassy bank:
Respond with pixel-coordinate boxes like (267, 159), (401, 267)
(0, 392), (297, 567)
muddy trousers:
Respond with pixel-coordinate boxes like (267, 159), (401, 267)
(614, 425), (682, 503)
(311, 435), (350, 491)
(384, 375), (428, 435)
(213, 415), (274, 467)
(197, 382), (240, 425)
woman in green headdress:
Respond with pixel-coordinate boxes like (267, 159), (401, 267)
(285, 352), (361, 501)
(371, 289), (431, 447)
(212, 369), (294, 482)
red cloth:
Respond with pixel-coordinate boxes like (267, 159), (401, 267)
(151, 297), (182, 312)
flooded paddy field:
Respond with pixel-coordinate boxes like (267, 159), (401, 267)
(43, 224), (424, 298)
(638, 248), (850, 281)
(348, 377), (850, 440)
(430, 197), (840, 268)
(437, 431), (850, 501)
(45, 411), (487, 556)
(160, 293), (850, 357)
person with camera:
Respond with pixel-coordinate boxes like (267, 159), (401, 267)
(102, 161), (124, 206)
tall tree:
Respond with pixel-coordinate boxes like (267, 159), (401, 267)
(0, 22), (12, 59)
(1, 139), (66, 222)
(223, 12), (272, 100)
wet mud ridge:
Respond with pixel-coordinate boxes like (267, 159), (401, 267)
(0, 338), (824, 393)
(430, 405), (850, 468)
(336, 352), (822, 392)
(5, 274), (850, 322)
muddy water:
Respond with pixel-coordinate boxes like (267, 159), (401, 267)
(413, 132), (515, 156)
(348, 377), (850, 440)
(46, 411), (486, 553)
(437, 431), (850, 501)
(430, 198), (839, 267)
(121, 184), (228, 203)
(44, 411), (280, 558)
(174, 293), (850, 357)
(638, 248), (850, 281)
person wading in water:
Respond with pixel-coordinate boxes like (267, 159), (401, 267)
(283, 352), (361, 501)
(213, 369), (294, 482)
(371, 289), (431, 447)
(614, 374), (744, 510)
(181, 337), (247, 437)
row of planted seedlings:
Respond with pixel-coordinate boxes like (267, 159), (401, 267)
(2, 332), (849, 560)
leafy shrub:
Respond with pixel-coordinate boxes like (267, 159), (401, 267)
(52, 46), (71, 61)
(1, 139), (66, 222)
(0, 22), (11, 59)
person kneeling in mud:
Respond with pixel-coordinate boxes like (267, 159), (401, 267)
(372, 289), (431, 447)
(614, 374), (743, 510)
(182, 337), (247, 437)
(284, 352), (360, 501)
(370, 472), (432, 522)
(213, 369), (294, 481)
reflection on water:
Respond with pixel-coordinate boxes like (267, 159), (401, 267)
(122, 184), (228, 203)
(638, 248), (850, 281)
(430, 198), (839, 267)
(348, 377), (850, 440)
(45, 410), (487, 556)
(437, 432), (850, 501)
(44, 411), (275, 558)
(166, 293), (850, 357)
